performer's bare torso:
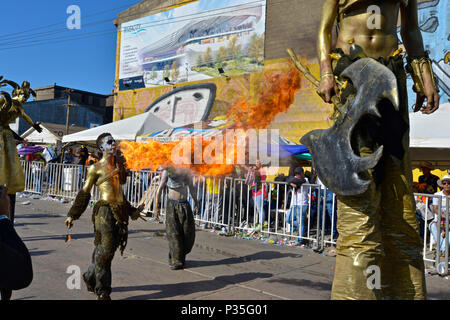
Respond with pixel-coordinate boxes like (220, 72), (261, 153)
(83, 152), (125, 204)
(163, 168), (191, 201)
(154, 167), (198, 216)
(167, 182), (189, 202)
(335, 1), (400, 59)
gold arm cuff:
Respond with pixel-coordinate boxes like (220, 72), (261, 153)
(406, 55), (439, 95)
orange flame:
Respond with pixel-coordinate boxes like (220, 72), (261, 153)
(120, 64), (301, 176)
(227, 66), (301, 129)
(120, 137), (237, 176)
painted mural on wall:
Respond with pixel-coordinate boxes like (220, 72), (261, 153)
(119, 0), (266, 90)
(113, 56), (334, 143)
(398, 0), (449, 111)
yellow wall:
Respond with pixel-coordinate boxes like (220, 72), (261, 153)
(412, 169), (448, 183)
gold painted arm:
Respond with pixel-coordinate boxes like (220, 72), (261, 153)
(81, 165), (98, 194)
(317, 0), (338, 75)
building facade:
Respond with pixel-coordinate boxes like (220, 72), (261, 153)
(113, 0), (449, 158)
(17, 84), (113, 138)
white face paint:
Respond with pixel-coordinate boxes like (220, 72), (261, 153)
(100, 135), (116, 153)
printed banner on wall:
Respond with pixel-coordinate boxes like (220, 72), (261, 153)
(119, 0), (266, 90)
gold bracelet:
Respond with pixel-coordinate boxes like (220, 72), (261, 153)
(321, 72), (334, 80)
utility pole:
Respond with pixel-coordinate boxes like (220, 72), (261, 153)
(64, 89), (75, 136)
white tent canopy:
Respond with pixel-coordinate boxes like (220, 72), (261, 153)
(62, 112), (172, 144)
(410, 102), (450, 148)
(410, 102), (450, 168)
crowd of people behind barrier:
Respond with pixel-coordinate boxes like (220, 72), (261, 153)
(17, 146), (449, 267)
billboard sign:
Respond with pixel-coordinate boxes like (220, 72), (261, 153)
(119, 0), (266, 90)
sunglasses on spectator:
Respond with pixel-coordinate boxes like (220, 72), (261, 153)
(442, 181), (450, 185)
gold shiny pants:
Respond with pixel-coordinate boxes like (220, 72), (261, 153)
(330, 54), (426, 300)
(331, 147), (426, 300)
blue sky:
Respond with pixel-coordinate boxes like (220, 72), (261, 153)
(0, 0), (140, 95)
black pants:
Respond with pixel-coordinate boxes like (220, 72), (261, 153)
(83, 206), (119, 296)
(166, 199), (196, 267)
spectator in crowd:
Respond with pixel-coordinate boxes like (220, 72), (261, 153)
(203, 176), (223, 229)
(430, 175), (450, 254)
(248, 160), (268, 228)
(76, 145), (89, 189)
(286, 167), (310, 245)
(418, 161), (440, 194)
(312, 176), (338, 241)
(413, 183), (427, 239)
(0, 186), (33, 300)
(63, 148), (74, 164)
(76, 145), (89, 166)
(31, 154), (45, 194)
(86, 152), (99, 166)
(232, 165), (253, 226)
(273, 173), (287, 210)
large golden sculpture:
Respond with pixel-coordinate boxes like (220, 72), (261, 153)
(0, 79), (42, 194)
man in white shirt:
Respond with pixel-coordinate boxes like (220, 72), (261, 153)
(286, 167), (311, 245)
(316, 177), (338, 240)
(431, 175), (450, 254)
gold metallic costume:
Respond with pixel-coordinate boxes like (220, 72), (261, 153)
(330, 52), (426, 299)
(0, 81), (40, 194)
(65, 134), (140, 299)
(315, 0), (439, 300)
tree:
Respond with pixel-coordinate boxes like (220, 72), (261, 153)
(170, 61), (179, 82)
(215, 46), (227, 68)
(163, 64), (170, 80)
(204, 47), (213, 67)
(248, 34), (264, 63)
(227, 35), (242, 60)
(150, 66), (157, 80)
(195, 54), (203, 68)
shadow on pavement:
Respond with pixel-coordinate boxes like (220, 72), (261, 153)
(268, 277), (332, 291)
(14, 222), (48, 227)
(22, 233), (93, 242)
(29, 250), (55, 256)
(16, 213), (58, 219)
(115, 272), (273, 300)
(188, 251), (302, 268)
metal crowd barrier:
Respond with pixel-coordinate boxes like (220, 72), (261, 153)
(414, 193), (449, 275)
(20, 161), (449, 275)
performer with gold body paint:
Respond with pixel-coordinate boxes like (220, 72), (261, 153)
(316, 0), (440, 299)
(65, 133), (142, 300)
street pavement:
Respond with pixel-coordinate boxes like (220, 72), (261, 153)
(8, 197), (450, 300)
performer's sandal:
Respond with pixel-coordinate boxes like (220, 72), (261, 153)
(96, 293), (111, 300)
